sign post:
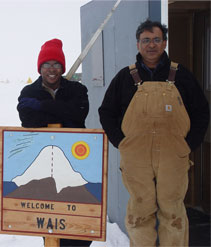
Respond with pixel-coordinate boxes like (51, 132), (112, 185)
(45, 123), (63, 247)
(45, 237), (60, 247)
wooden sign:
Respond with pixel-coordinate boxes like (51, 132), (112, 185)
(0, 127), (108, 241)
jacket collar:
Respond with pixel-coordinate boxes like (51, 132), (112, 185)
(35, 76), (66, 90)
(136, 51), (169, 72)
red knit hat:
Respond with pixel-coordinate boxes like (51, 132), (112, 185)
(37, 39), (66, 74)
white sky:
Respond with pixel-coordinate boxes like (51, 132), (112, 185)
(0, 0), (90, 83)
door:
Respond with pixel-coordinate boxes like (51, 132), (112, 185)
(168, 1), (210, 213)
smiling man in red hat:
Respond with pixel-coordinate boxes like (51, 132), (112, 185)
(17, 38), (89, 129)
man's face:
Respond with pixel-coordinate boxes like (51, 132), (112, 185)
(40, 60), (63, 90)
(137, 27), (167, 68)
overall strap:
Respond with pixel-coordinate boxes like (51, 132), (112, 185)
(167, 61), (178, 83)
(129, 64), (142, 86)
(129, 61), (178, 85)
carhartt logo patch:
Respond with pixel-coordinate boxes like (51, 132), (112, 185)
(165, 105), (172, 111)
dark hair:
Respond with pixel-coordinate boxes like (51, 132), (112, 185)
(136, 19), (168, 41)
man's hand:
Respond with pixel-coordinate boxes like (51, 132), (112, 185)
(18, 98), (41, 111)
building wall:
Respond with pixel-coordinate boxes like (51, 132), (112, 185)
(81, 0), (161, 234)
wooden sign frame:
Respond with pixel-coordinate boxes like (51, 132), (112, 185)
(0, 127), (108, 242)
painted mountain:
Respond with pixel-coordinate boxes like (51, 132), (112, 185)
(4, 145), (101, 203)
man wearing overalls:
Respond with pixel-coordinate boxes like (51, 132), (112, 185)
(98, 20), (209, 246)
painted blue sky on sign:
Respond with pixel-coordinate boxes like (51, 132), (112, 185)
(3, 131), (103, 183)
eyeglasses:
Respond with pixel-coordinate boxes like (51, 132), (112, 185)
(42, 63), (62, 69)
(139, 37), (163, 45)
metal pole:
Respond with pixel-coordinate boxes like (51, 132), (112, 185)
(65, 0), (122, 81)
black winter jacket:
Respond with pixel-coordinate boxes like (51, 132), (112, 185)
(17, 76), (89, 128)
(98, 52), (209, 151)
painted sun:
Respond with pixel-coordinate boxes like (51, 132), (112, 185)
(71, 141), (90, 160)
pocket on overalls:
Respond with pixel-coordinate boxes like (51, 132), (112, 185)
(135, 86), (169, 118)
(133, 91), (148, 115)
(119, 134), (151, 169)
(173, 135), (191, 157)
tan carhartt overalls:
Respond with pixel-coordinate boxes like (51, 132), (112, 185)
(119, 62), (191, 247)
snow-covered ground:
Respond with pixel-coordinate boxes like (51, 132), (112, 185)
(0, 80), (130, 246)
